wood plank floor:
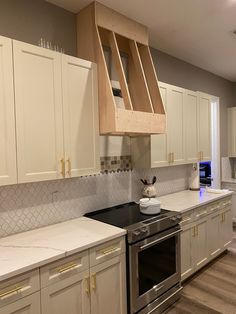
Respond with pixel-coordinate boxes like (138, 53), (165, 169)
(164, 228), (236, 314)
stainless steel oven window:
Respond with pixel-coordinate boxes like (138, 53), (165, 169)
(129, 226), (181, 313)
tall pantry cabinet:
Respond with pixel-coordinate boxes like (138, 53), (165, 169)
(0, 39), (100, 186)
(0, 36), (17, 186)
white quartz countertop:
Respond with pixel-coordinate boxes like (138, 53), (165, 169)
(158, 189), (233, 213)
(0, 217), (126, 282)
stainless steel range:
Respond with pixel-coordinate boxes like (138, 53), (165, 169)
(86, 202), (183, 314)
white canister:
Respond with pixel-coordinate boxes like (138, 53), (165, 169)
(139, 198), (161, 215)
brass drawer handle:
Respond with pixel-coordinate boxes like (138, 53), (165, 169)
(168, 153), (172, 163)
(66, 158), (71, 177)
(0, 285), (23, 298)
(91, 273), (96, 291)
(84, 277), (90, 295)
(101, 246), (119, 255)
(57, 262), (77, 273)
(192, 226), (196, 237)
(60, 158), (65, 178)
(196, 211), (207, 218)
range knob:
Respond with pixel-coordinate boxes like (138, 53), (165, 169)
(141, 227), (148, 234)
(133, 230), (141, 236)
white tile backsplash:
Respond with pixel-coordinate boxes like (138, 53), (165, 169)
(0, 165), (190, 238)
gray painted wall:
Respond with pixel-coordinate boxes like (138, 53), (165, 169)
(0, 0), (76, 56)
(0, 0), (234, 156)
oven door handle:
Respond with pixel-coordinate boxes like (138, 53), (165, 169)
(139, 229), (181, 251)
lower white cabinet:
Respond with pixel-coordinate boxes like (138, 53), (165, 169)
(192, 218), (209, 270)
(0, 237), (126, 314)
(41, 270), (90, 314)
(90, 255), (127, 314)
(0, 292), (40, 314)
(180, 197), (233, 281)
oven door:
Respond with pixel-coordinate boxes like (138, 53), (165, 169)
(129, 225), (181, 313)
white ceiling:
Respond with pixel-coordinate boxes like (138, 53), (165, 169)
(46, 0), (236, 81)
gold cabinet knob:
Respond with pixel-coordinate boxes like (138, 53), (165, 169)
(66, 158), (71, 177)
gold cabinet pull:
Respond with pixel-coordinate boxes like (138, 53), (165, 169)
(192, 226), (196, 237)
(57, 262), (77, 273)
(84, 277), (90, 295)
(101, 246), (118, 255)
(91, 273), (96, 291)
(0, 285), (23, 298)
(195, 226), (198, 236)
(172, 152), (174, 163)
(220, 213), (224, 223)
(60, 158), (65, 178)
(168, 153), (172, 163)
(66, 158), (71, 177)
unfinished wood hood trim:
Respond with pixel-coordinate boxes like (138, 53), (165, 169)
(77, 2), (166, 135)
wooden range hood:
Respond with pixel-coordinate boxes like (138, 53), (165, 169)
(77, 2), (166, 135)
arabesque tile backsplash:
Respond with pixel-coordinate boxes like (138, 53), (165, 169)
(0, 162), (191, 238)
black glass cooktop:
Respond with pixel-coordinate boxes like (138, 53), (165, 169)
(85, 202), (169, 228)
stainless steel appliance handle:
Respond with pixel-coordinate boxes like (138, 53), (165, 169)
(147, 286), (183, 314)
(140, 229), (181, 250)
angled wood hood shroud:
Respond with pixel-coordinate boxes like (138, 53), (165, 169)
(77, 2), (166, 135)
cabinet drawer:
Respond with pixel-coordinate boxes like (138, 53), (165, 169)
(90, 237), (125, 267)
(207, 201), (220, 213)
(195, 205), (209, 219)
(40, 250), (89, 288)
(220, 197), (232, 209)
(180, 211), (193, 226)
(0, 270), (40, 308)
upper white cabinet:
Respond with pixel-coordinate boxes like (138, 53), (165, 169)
(198, 92), (211, 161)
(13, 41), (64, 183)
(228, 107), (236, 157)
(167, 85), (185, 165)
(0, 36), (17, 186)
(184, 90), (198, 163)
(62, 55), (100, 178)
(13, 40), (100, 183)
(131, 82), (212, 168)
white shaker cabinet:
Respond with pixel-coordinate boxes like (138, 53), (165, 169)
(180, 197), (232, 282)
(41, 270), (90, 314)
(228, 107), (236, 157)
(0, 293), (40, 314)
(198, 92), (211, 161)
(0, 36), (17, 186)
(62, 55), (100, 178)
(13, 41), (100, 183)
(192, 218), (209, 271)
(184, 90), (198, 163)
(90, 255), (127, 314)
(13, 40), (64, 183)
(167, 85), (185, 165)
(180, 223), (194, 281)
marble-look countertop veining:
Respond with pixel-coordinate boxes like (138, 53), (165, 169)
(0, 217), (126, 282)
(158, 189), (233, 213)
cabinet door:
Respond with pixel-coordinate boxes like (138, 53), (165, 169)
(0, 293), (40, 314)
(208, 211), (221, 259)
(13, 41), (64, 183)
(228, 108), (236, 157)
(198, 92), (211, 161)
(0, 36), (17, 186)
(150, 82), (169, 167)
(90, 255), (127, 314)
(62, 55), (100, 177)
(192, 218), (209, 270)
(184, 90), (198, 163)
(167, 85), (185, 165)
(41, 270), (90, 314)
(180, 223), (194, 281)
(220, 208), (233, 249)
